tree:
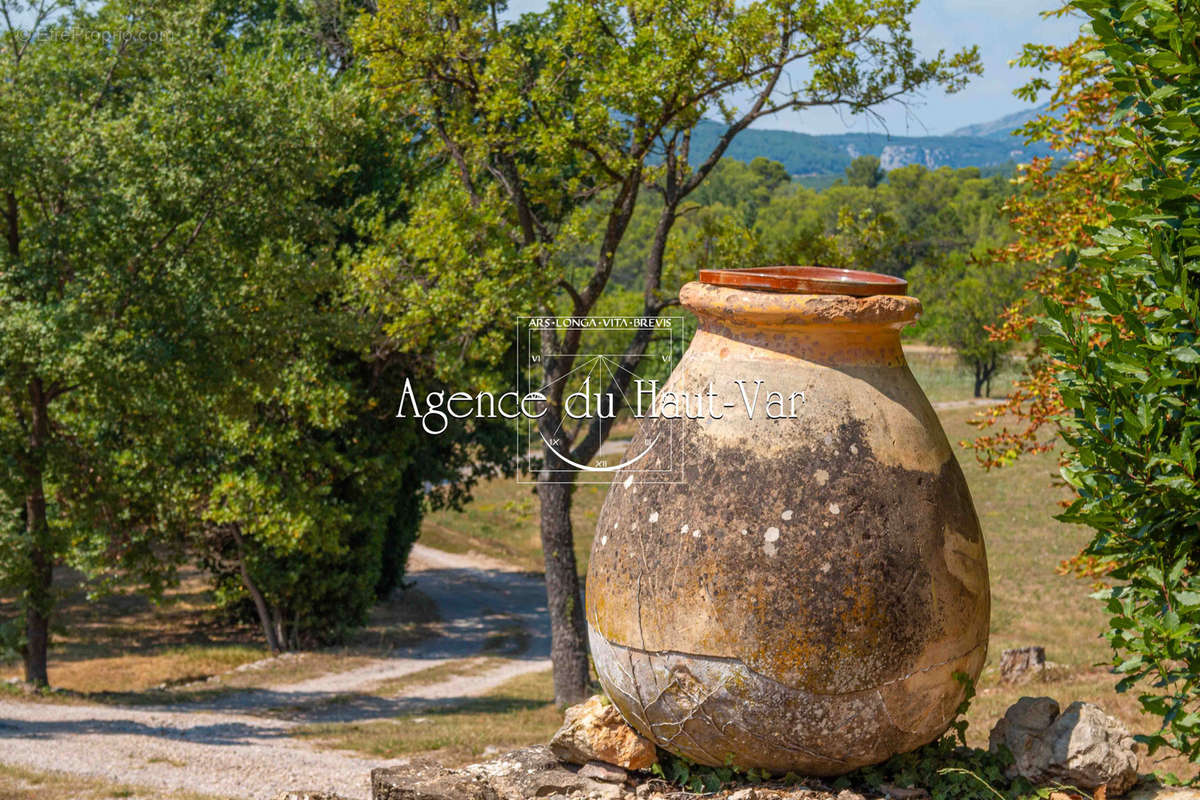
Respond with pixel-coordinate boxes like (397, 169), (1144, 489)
(754, 163), (1012, 276)
(909, 258), (1031, 397)
(690, 157), (791, 228)
(845, 154), (884, 188)
(968, 9), (1124, 468)
(177, 1), (518, 654)
(0, 0), (355, 685)
(1039, 0), (1200, 766)
(353, 0), (980, 705)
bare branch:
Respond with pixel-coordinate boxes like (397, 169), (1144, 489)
(433, 113), (481, 205)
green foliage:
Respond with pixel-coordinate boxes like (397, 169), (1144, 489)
(754, 164), (1014, 275)
(837, 738), (1030, 800)
(846, 155), (886, 188)
(0, 0), (358, 672)
(1037, 0), (1200, 767)
(650, 751), (777, 794)
(0, 0), (512, 668)
(910, 257), (1033, 397)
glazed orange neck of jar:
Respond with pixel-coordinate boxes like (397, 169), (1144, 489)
(679, 281), (923, 368)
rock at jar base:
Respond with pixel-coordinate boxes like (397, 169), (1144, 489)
(589, 626), (983, 776)
(550, 695), (657, 770)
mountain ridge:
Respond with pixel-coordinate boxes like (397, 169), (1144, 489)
(948, 103), (1050, 139)
(690, 106), (1053, 175)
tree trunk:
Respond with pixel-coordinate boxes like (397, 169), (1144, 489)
(537, 472), (590, 706)
(270, 604), (288, 652)
(23, 378), (53, 687)
(974, 356), (998, 398)
(23, 528), (51, 687)
(230, 524), (283, 654)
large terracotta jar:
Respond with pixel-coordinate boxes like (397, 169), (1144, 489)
(586, 266), (990, 776)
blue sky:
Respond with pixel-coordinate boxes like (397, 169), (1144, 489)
(11, 0), (1083, 136)
(503, 0), (1084, 136)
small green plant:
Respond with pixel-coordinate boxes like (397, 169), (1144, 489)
(834, 674), (1041, 800)
(648, 737), (1035, 800)
(650, 752), (777, 794)
(835, 735), (1033, 800)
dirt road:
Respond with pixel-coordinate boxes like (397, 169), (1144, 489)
(0, 545), (552, 800)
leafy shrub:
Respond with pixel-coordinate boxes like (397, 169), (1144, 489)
(1038, 0), (1200, 769)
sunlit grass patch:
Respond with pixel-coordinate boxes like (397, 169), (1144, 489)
(366, 656), (511, 697)
(0, 763), (232, 800)
(420, 478), (606, 573)
(1, 645), (266, 696)
(292, 668), (563, 765)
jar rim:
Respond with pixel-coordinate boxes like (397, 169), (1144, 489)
(699, 265), (906, 297)
(680, 281), (922, 331)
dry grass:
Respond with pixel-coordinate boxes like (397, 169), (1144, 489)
(0, 763), (232, 800)
(0, 574), (439, 701)
(350, 586), (442, 653)
(211, 651), (375, 689)
(420, 478), (607, 573)
(292, 668), (564, 766)
(367, 656), (510, 697)
(0, 646), (266, 696)
(0, 567), (266, 695)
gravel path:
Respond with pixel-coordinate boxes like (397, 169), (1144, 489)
(930, 397), (1006, 411)
(0, 702), (396, 799)
(0, 544), (552, 800)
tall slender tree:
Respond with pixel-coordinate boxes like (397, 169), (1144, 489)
(354, 0), (981, 704)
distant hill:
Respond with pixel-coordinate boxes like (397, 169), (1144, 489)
(688, 107), (1053, 176)
(948, 103), (1050, 139)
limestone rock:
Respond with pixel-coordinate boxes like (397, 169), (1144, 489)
(466, 745), (625, 799)
(373, 747), (633, 800)
(371, 759), (497, 800)
(273, 794), (350, 800)
(989, 697), (1139, 795)
(580, 760), (630, 784)
(551, 696), (657, 771)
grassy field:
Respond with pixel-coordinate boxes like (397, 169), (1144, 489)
(904, 344), (1025, 404)
(0, 763), (232, 800)
(0, 569), (439, 699)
